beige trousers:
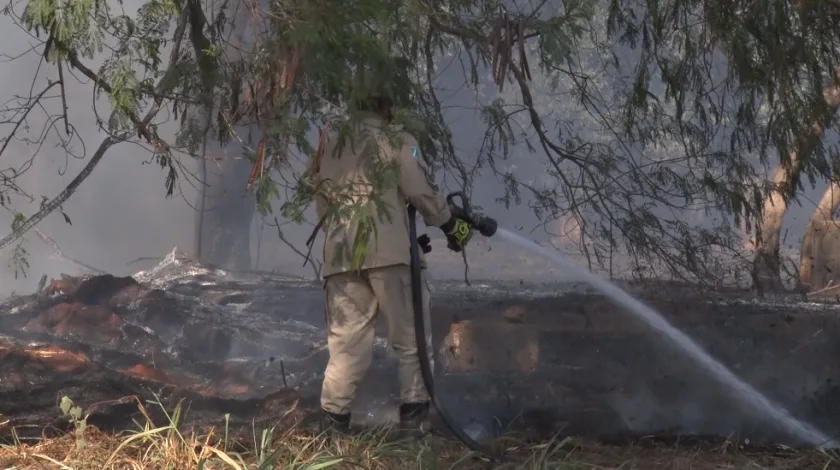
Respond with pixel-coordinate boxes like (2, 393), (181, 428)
(320, 264), (432, 415)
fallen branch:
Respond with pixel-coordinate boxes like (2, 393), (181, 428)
(225, 268), (306, 280)
(126, 255), (192, 265)
(125, 255), (305, 280)
(806, 281), (840, 297)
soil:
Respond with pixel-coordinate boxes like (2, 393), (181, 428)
(553, 436), (838, 469)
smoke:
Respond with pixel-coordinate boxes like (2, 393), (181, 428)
(608, 384), (710, 435)
(1, 0), (838, 300)
(4, 1), (840, 449)
(0, 3), (307, 296)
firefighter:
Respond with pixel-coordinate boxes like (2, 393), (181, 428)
(311, 89), (474, 435)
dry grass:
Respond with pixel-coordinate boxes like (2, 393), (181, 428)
(0, 397), (837, 470)
(0, 397), (582, 470)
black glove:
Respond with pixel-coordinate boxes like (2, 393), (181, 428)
(418, 233), (432, 254)
(439, 215), (474, 253)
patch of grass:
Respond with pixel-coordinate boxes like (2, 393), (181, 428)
(0, 397), (836, 469)
(0, 396), (585, 470)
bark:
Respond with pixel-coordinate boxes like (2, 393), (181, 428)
(752, 162), (801, 292)
(195, 144), (255, 271)
(752, 73), (840, 293)
(798, 181), (840, 291)
(192, 0), (256, 271)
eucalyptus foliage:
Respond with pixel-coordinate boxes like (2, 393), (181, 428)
(601, 0), (840, 287)
(5, 0), (840, 285)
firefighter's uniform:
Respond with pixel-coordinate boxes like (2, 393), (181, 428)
(313, 111), (453, 427)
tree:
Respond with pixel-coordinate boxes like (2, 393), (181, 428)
(1, 0), (616, 278)
(5, 0), (840, 294)
(799, 179), (840, 291)
(188, 0), (258, 271)
(602, 0), (840, 293)
(753, 75), (840, 292)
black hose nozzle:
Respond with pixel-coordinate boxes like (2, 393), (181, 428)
(474, 216), (497, 237)
(445, 191), (497, 238)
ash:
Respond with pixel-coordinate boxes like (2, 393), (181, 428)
(0, 250), (838, 446)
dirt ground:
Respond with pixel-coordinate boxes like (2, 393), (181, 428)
(559, 437), (838, 469)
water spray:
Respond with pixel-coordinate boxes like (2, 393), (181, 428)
(495, 228), (835, 448)
(408, 194), (835, 463)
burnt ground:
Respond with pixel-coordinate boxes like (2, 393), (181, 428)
(1, 255), (840, 467)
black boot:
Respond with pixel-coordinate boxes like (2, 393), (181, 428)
(398, 402), (432, 436)
(320, 409), (351, 435)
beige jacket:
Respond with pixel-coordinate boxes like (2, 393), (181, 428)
(314, 112), (451, 278)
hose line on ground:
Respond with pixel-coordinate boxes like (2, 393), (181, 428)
(407, 205), (511, 463)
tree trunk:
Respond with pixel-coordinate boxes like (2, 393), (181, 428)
(798, 181), (840, 291)
(195, 142), (255, 271)
(752, 163), (801, 292)
(192, 0), (256, 271)
(752, 74), (840, 294)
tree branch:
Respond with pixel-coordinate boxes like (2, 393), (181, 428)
(0, 7), (190, 253)
(0, 135), (116, 251)
(272, 217), (321, 278)
(0, 81), (60, 158)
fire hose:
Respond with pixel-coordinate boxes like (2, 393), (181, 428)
(407, 191), (513, 462)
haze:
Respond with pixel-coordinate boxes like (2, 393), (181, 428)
(0, 0), (832, 296)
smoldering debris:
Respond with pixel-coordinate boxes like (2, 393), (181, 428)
(0, 253), (839, 446)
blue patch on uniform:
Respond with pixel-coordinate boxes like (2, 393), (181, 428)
(411, 147), (421, 160)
